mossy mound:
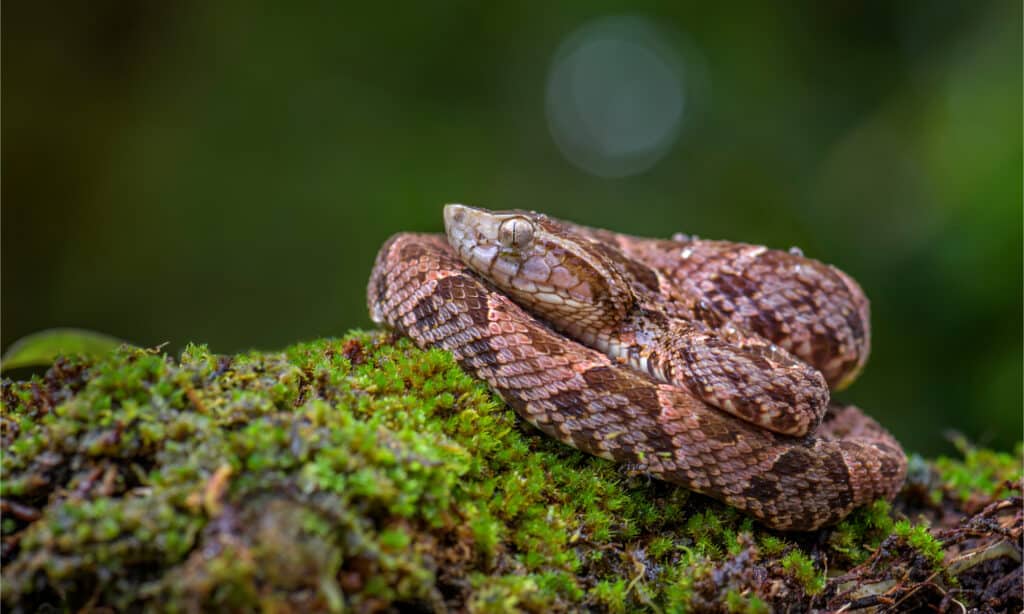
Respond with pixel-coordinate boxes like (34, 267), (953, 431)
(2, 332), (1021, 612)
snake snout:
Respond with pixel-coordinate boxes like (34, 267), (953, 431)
(443, 203), (468, 225)
(443, 204), (476, 255)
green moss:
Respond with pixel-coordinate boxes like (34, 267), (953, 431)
(1, 331), (1018, 612)
(756, 534), (787, 557)
(933, 437), (1022, 503)
(725, 589), (770, 614)
(591, 578), (628, 613)
(780, 550), (826, 595)
(891, 520), (945, 569)
(467, 574), (554, 613)
(685, 508), (733, 557)
(827, 499), (895, 567)
(661, 552), (711, 612)
(469, 512), (502, 561)
(647, 535), (677, 560)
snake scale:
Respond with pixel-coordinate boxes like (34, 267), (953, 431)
(367, 205), (906, 531)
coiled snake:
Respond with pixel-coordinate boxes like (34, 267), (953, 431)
(367, 205), (906, 530)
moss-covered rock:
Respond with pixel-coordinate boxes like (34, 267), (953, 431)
(2, 332), (1021, 612)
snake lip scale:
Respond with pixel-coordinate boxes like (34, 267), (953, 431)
(367, 204), (907, 531)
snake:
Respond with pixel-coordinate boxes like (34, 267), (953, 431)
(366, 205), (907, 531)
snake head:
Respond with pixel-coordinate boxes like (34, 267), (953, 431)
(444, 204), (634, 330)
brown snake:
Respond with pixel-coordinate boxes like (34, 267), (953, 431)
(367, 205), (907, 531)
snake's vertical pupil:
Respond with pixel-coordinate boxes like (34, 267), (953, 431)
(500, 217), (534, 248)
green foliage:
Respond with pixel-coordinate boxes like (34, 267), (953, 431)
(1, 328), (127, 371)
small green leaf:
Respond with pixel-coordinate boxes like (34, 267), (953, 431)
(1, 328), (129, 370)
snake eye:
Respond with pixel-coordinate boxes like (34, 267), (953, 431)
(498, 217), (534, 248)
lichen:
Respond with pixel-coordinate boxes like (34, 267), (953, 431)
(1, 331), (1020, 612)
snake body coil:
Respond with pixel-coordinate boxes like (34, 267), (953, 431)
(367, 205), (906, 530)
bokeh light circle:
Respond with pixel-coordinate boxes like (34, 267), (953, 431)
(546, 16), (686, 178)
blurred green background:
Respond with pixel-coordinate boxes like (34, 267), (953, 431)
(3, 2), (1020, 455)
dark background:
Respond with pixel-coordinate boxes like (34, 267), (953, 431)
(3, 2), (1021, 455)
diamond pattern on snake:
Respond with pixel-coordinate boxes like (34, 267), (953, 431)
(368, 204), (906, 531)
